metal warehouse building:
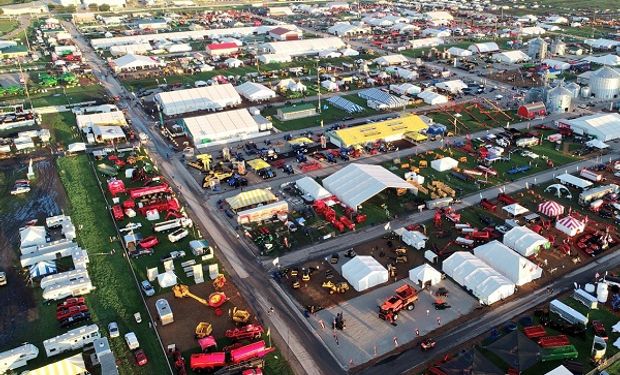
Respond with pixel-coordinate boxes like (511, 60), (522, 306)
(329, 115), (428, 148)
(154, 84), (242, 116)
(558, 113), (620, 142)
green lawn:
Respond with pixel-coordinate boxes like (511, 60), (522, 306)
(0, 85), (107, 108)
(0, 19), (19, 34)
(57, 155), (169, 374)
(41, 112), (80, 147)
(426, 108), (517, 136)
(523, 0), (620, 10)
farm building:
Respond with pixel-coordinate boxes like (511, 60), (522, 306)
(417, 90), (449, 105)
(468, 42), (500, 54)
(276, 103), (317, 121)
(226, 189), (278, 213)
(329, 115), (428, 148)
(111, 54), (162, 73)
(588, 66), (620, 99)
(517, 102), (547, 119)
(322, 164), (415, 210)
(492, 50), (531, 64)
(409, 263), (442, 288)
(474, 241), (543, 286)
(182, 108), (272, 148)
(154, 84), (242, 116)
(373, 54), (408, 66)
(409, 37), (444, 49)
(328, 23), (370, 37)
(358, 88), (408, 110)
(442, 252), (516, 305)
(295, 176), (332, 201)
(43, 325), (100, 357)
(237, 201), (289, 224)
(268, 27), (301, 41)
(206, 42), (239, 56)
(235, 82), (276, 102)
(341, 255), (389, 292)
(27, 353), (87, 375)
(503, 226), (549, 257)
(261, 37), (345, 56)
(558, 113), (620, 142)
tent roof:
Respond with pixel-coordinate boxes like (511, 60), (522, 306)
(556, 173), (593, 189)
(327, 96), (365, 113)
(20, 226), (46, 247)
(538, 200), (565, 216)
(557, 216), (584, 229)
(502, 203), (529, 216)
(235, 81), (275, 99)
(295, 176), (332, 200)
(502, 226), (548, 256)
(474, 240), (542, 285)
(157, 271), (178, 288)
(29, 261), (57, 278)
(341, 256), (387, 287)
(113, 54), (160, 69)
(226, 188), (277, 211)
(358, 88), (408, 107)
(183, 108), (261, 140)
(373, 54), (408, 65)
(545, 365), (574, 375)
(155, 84), (241, 112)
(486, 331), (541, 371)
(438, 348), (504, 375)
(322, 164), (413, 209)
(262, 37), (345, 56)
(409, 263), (442, 283)
(26, 354), (86, 375)
(564, 113), (620, 141)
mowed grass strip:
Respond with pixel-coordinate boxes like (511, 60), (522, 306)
(57, 155), (169, 374)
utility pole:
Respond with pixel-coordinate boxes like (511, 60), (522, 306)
(316, 59), (321, 113)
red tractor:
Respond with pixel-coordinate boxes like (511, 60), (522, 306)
(378, 284), (419, 323)
(225, 324), (265, 341)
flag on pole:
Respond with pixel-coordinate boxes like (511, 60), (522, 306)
(320, 119), (324, 128)
(266, 327), (272, 348)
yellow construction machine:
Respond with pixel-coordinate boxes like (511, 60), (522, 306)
(187, 154), (213, 172)
(231, 307), (251, 324)
(195, 322), (213, 338)
(321, 281), (350, 295)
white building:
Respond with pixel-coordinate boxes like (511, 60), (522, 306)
(261, 37), (345, 56)
(418, 90), (449, 105)
(410, 37), (444, 49)
(342, 255), (388, 292)
(43, 325), (100, 357)
(493, 50), (531, 63)
(182, 108), (271, 148)
(235, 82), (276, 102)
(559, 113), (620, 142)
(474, 240), (543, 286)
(328, 23), (370, 37)
(154, 84), (242, 116)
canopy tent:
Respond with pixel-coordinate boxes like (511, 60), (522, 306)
(486, 331), (541, 371)
(555, 216), (585, 236)
(538, 200), (565, 217)
(556, 173), (593, 190)
(322, 164), (414, 211)
(586, 139), (609, 149)
(545, 183), (572, 199)
(112, 54), (161, 71)
(327, 96), (365, 113)
(226, 189), (278, 212)
(409, 263), (442, 287)
(235, 81), (276, 102)
(341, 255), (388, 292)
(474, 241), (543, 286)
(438, 349), (504, 375)
(443, 252), (515, 305)
(20, 226), (47, 250)
(29, 261), (57, 279)
(417, 90), (449, 105)
(545, 366), (574, 375)
(26, 354), (87, 375)
(295, 176), (332, 201)
(154, 84), (242, 116)
(502, 226), (549, 257)
(157, 271), (178, 288)
(503, 203), (529, 217)
(431, 157), (458, 172)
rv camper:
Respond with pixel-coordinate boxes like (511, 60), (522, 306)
(42, 276), (94, 301)
(550, 299), (589, 327)
(40, 269), (89, 290)
(43, 324), (100, 357)
(0, 344), (39, 373)
(155, 298), (174, 326)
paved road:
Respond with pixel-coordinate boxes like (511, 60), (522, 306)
(63, 20), (340, 375)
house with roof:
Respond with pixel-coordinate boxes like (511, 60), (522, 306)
(206, 42), (239, 56)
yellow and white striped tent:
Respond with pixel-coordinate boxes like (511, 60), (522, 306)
(26, 354), (87, 375)
(226, 188), (277, 212)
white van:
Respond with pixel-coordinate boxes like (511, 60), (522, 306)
(125, 332), (139, 350)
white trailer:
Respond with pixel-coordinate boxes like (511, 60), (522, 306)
(550, 299), (589, 327)
(42, 276), (94, 301)
(168, 228), (189, 243)
(43, 324), (100, 357)
(573, 288), (598, 309)
(20, 239), (80, 266)
(579, 184), (619, 205)
(579, 169), (602, 182)
(155, 298), (174, 326)
(0, 344), (39, 373)
(426, 197), (453, 209)
(40, 269), (89, 290)
(153, 217), (193, 233)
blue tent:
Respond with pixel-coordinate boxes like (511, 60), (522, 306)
(29, 261), (57, 279)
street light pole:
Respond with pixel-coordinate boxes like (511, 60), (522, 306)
(316, 59), (321, 113)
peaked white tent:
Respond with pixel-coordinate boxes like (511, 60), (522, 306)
(544, 365), (574, 375)
(443, 252), (515, 305)
(235, 81), (276, 102)
(341, 255), (388, 292)
(431, 157), (458, 172)
(157, 271), (178, 288)
(20, 226), (47, 250)
(322, 164), (414, 211)
(503, 203), (529, 216)
(503, 226), (548, 256)
(409, 263), (442, 287)
(474, 241), (543, 286)
(29, 261), (57, 279)
(295, 176), (332, 201)
(555, 216), (585, 236)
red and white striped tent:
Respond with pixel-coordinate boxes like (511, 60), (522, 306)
(555, 216), (585, 237)
(538, 200), (565, 217)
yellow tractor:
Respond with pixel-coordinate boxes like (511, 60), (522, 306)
(231, 307), (251, 324)
(322, 281), (350, 295)
(195, 322), (213, 338)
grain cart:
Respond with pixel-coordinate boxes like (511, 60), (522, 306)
(378, 284), (418, 323)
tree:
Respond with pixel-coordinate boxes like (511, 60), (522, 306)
(99, 4), (110, 11)
(87, 3), (98, 10)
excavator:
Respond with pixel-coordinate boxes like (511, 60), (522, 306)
(321, 281), (350, 294)
(187, 154), (213, 172)
(187, 154), (234, 188)
(172, 284), (229, 308)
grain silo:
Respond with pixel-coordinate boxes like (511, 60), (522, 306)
(589, 66), (620, 100)
(566, 82), (581, 98)
(546, 85), (572, 113)
(550, 39), (566, 56)
(528, 37), (548, 60)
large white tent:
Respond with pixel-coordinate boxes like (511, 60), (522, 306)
(322, 164), (414, 211)
(183, 108), (271, 148)
(20, 226), (47, 250)
(157, 271), (178, 288)
(235, 82), (276, 102)
(435, 80), (468, 94)
(417, 90), (449, 105)
(560, 113), (620, 142)
(154, 84), (242, 116)
(341, 255), (388, 292)
(409, 263), (442, 287)
(503, 226), (548, 257)
(295, 176), (332, 201)
(474, 241), (543, 286)
(502, 203), (529, 217)
(262, 37), (345, 56)
(443, 252), (515, 305)
(112, 54), (162, 72)
(431, 157), (458, 172)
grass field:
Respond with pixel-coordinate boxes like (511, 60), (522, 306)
(0, 85), (107, 108)
(0, 19), (19, 34)
(425, 108), (518, 136)
(41, 112), (81, 147)
(57, 154), (169, 374)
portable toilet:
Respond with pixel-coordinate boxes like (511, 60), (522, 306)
(156, 298), (174, 326)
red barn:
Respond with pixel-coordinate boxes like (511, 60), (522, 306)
(268, 27), (301, 41)
(206, 42), (239, 57)
(517, 102), (547, 119)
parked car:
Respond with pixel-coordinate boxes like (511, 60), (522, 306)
(125, 332), (140, 350)
(140, 280), (155, 297)
(108, 322), (120, 338)
(592, 320), (608, 340)
(134, 349), (148, 366)
(0, 272), (6, 286)
(60, 312), (91, 328)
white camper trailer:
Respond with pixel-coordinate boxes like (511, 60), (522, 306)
(42, 276), (94, 301)
(43, 324), (100, 357)
(40, 269), (89, 290)
(0, 343), (39, 373)
(155, 298), (174, 325)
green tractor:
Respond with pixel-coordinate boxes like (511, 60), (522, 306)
(60, 72), (78, 86)
(39, 73), (58, 87)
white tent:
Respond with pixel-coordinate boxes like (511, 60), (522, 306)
(502, 203), (529, 217)
(435, 80), (468, 94)
(20, 226), (46, 249)
(409, 263), (442, 287)
(322, 164), (414, 211)
(544, 365), (574, 375)
(341, 256), (388, 292)
(443, 252), (515, 305)
(447, 47), (472, 57)
(157, 271), (178, 288)
(321, 80), (339, 91)
(29, 261), (57, 279)
(555, 216), (585, 236)
(183, 108), (270, 148)
(586, 139), (609, 149)
(373, 54), (408, 66)
(417, 90), (449, 105)
(67, 142), (87, 153)
(112, 54), (161, 71)
(225, 58), (243, 68)
(235, 82), (276, 102)
(277, 79), (306, 92)
(295, 176), (332, 201)
(402, 230), (427, 250)
(503, 226), (548, 256)
(556, 173), (593, 190)
(27, 354), (87, 375)
(493, 50), (531, 64)
(431, 157), (458, 172)
(154, 84), (242, 116)
(561, 113), (620, 142)
(474, 241), (543, 286)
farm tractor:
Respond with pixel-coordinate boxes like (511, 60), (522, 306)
(378, 284), (419, 323)
(225, 324), (264, 341)
(321, 281), (350, 294)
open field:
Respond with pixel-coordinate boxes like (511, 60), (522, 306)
(41, 112), (81, 148)
(0, 85), (107, 108)
(0, 19), (19, 34)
